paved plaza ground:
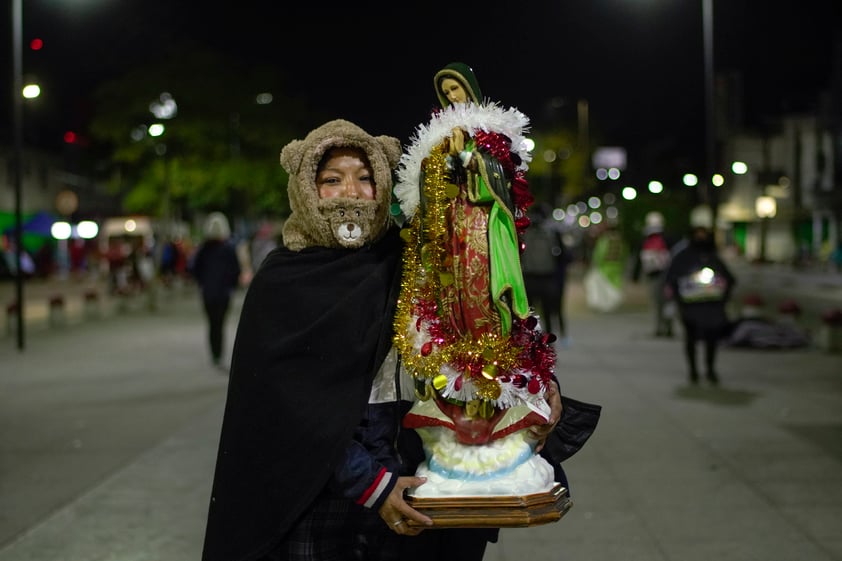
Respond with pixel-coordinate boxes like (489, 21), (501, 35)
(1, 265), (841, 560)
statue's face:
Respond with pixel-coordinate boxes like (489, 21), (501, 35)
(441, 78), (468, 104)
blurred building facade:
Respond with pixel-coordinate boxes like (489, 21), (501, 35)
(717, 88), (840, 265)
(1, 146), (121, 221)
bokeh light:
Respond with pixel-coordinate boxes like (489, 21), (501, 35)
(731, 161), (748, 175)
(51, 221), (72, 240)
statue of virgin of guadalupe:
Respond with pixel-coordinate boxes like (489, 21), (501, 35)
(392, 63), (562, 496)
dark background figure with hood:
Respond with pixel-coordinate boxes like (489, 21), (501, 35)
(200, 119), (432, 561)
(190, 211), (242, 368)
(663, 205), (736, 385)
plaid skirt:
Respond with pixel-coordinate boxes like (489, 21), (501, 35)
(258, 493), (399, 561)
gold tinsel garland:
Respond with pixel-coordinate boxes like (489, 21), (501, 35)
(393, 144), (522, 402)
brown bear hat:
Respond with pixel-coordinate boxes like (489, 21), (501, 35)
(280, 119), (401, 251)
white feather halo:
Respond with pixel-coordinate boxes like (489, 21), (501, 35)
(394, 102), (532, 221)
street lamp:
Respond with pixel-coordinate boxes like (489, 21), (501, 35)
(11, 0), (25, 350)
(51, 221), (73, 278)
(149, 92), (177, 227)
(756, 195), (777, 263)
(702, 0), (715, 211)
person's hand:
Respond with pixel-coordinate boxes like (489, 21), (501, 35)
(378, 475), (433, 535)
(529, 382), (562, 453)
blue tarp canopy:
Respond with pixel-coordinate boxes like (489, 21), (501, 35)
(1, 211), (58, 252)
(20, 211), (57, 236)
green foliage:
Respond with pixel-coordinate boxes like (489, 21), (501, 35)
(88, 46), (313, 219)
(526, 129), (594, 204)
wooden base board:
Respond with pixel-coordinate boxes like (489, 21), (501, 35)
(405, 483), (572, 528)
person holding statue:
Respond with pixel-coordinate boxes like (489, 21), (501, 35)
(201, 119), (433, 561)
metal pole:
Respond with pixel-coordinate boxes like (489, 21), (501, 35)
(702, 0), (716, 217)
(12, 0), (26, 350)
(577, 99), (589, 158)
(759, 217), (769, 263)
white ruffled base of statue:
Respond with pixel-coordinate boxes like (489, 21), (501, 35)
(408, 426), (557, 498)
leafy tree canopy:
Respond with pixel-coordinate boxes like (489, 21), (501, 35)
(88, 45), (325, 222)
(526, 128), (594, 205)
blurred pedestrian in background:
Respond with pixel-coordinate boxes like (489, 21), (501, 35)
(190, 212), (241, 369)
(521, 202), (572, 344)
(129, 236), (158, 310)
(829, 241), (842, 273)
(664, 206), (736, 385)
(584, 223), (628, 313)
(159, 235), (188, 289)
(634, 211), (675, 337)
(249, 221), (279, 273)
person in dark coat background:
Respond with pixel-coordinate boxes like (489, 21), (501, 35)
(521, 202), (572, 344)
(663, 206), (736, 385)
(190, 212), (241, 368)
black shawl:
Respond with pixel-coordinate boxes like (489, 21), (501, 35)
(202, 229), (403, 561)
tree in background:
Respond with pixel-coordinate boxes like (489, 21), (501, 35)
(88, 47), (323, 220)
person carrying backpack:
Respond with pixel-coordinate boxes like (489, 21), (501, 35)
(664, 207), (736, 384)
(637, 211), (674, 337)
(521, 203), (572, 343)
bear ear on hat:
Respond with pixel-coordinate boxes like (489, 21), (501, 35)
(280, 139), (306, 175)
(376, 135), (402, 168)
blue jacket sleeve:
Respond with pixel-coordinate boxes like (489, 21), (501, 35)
(328, 401), (403, 510)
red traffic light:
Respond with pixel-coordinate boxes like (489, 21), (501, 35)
(63, 131), (78, 144)
(30, 37), (44, 51)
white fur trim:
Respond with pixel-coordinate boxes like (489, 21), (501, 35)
(394, 102), (532, 220)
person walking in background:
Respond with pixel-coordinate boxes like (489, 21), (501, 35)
(159, 235), (189, 289)
(663, 206), (736, 385)
(249, 221), (279, 273)
(635, 211), (675, 337)
(829, 241), (842, 273)
(190, 212), (241, 369)
(521, 202), (572, 344)
(584, 223), (628, 313)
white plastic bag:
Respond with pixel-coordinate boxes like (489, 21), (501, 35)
(584, 269), (624, 312)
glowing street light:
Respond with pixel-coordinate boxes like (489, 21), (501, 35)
(683, 174), (699, 187)
(756, 196), (776, 219)
(755, 196), (777, 262)
(148, 123), (166, 137)
(22, 83), (40, 98)
(731, 161), (748, 175)
(77, 220), (99, 239)
(149, 92), (178, 119)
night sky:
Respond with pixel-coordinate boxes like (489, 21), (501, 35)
(2, 0), (840, 178)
